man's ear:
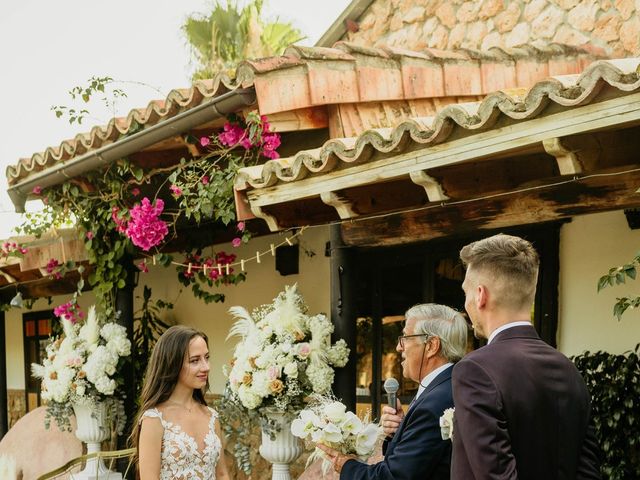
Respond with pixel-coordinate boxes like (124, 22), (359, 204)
(476, 284), (488, 310)
(426, 336), (441, 358)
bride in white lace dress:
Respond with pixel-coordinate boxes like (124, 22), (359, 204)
(130, 325), (230, 480)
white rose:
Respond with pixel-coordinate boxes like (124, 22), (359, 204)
(323, 401), (347, 423)
(283, 362), (298, 379)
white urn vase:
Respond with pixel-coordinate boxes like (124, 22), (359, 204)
(259, 410), (303, 480)
(71, 400), (122, 480)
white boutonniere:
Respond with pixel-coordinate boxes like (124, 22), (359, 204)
(439, 407), (455, 440)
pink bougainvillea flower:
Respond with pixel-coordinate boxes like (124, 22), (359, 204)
(53, 301), (83, 324)
(111, 206), (127, 234)
(201, 176), (209, 185)
(85, 231), (94, 240)
(232, 237), (242, 248)
(261, 132), (281, 159)
(46, 258), (62, 279)
(125, 197), (168, 251)
(200, 136), (211, 147)
(218, 122), (246, 147)
(32, 186), (42, 195)
(236, 221), (245, 232)
(131, 187), (141, 196)
(169, 184), (182, 196)
(137, 260), (149, 273)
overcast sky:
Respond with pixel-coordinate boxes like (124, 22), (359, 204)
(0, 0), (351, 237)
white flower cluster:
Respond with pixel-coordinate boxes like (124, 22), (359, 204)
(32, 305), (131, 404)
(227, 285), (350, 413)
(291, 397), (381, 472)
(439, 407), (455, 440)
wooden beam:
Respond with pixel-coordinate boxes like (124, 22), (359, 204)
(543, 135), (600, 175)
(258, 107), (329, 132)
(246, 90), (640, 209)
(340, 165), (640, 247)
(320, 191), (357, 219)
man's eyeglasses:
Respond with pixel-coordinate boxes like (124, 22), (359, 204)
(397, 334), (430, 348)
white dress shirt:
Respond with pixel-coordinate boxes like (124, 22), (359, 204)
(487, 321), (531, 344)
(415, 362), (453, 402)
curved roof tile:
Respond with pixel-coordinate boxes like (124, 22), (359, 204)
(7, 42), (602, 187)
(236, 58), (640, 191)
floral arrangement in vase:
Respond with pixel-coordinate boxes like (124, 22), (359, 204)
(221, 284), (350, 474)
(291, 396), (382, 473)
(31, 302), (131, 433)
(226, 284), (350, 414)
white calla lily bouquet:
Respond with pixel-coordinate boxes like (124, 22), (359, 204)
(31, 304), (131, 433)
(226, 284), (349, 414)
(292, 396), (382, 473)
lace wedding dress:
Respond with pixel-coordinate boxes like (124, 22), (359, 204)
(141, 407), (222, 480)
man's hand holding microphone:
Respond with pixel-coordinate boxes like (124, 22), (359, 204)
(382, 378), (405, 439)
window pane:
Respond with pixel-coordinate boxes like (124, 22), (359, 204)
(25, 320), (35, 337)
(37, 319), (51, 336)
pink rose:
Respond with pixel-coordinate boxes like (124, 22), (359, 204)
(237, 221), (245, 232)
(232, 237), (242, 248)
(201, 176), (209, 185)
(32, 186), (42, 195)
(200, 136), (211, 147)
(296, 343), (311, 359)
(169, 184), (182, 196)
(86, 231), (94, 240)
(131, 187), (141, 196)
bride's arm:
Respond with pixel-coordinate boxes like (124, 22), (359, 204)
(138, 416), (163, 480)
(214, 418), (232, 480)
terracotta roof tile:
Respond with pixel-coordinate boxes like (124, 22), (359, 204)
(236, 58), (640, 191)
(7, 42), (603, 187)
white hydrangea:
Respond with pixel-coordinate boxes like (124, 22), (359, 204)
(307, 362), (334, 394)
(327, 339), (349, 367)
(237, 385), (262, 410)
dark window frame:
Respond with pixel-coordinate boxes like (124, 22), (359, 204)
(22, 310), (54, 412)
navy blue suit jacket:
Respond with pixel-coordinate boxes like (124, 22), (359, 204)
(340, 366), (454, 480)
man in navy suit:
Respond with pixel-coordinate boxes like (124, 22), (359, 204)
(318, 303), (468, 480)
(451, 233), (601, 480)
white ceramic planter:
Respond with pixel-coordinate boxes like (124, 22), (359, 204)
(70, 400), (122, 480)
(259, 410), (303, 480)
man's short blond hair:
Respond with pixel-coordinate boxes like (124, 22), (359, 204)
(460, 233), (539, 311)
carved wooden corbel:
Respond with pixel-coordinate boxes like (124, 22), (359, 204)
(320, 191), (357, 219)
(409, 170), (450, 202)
(250, 205), (281, 231)
(543, 136), (600, 175)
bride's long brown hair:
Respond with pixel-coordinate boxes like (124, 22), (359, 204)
(128, 325), (210, 468)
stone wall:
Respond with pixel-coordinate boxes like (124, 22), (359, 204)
(345, 0), (640, 57)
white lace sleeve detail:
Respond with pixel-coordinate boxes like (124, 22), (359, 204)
(140, 408), (164, 426)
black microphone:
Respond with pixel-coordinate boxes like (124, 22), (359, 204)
(383, 378), (399, 410)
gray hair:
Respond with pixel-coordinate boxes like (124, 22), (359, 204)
(405, 304), (468, 362)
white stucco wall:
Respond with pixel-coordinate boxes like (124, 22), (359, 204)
(558, 211), (640, 357)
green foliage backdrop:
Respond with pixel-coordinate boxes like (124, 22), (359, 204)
(573, 345), (640, 480)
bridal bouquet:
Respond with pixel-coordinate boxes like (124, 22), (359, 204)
(226, 284), (350, 414)
(31, 303), (131, 433)
(291, 396), (382, 473)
